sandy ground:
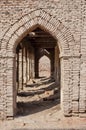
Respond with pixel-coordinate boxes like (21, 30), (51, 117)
(1, 109), (86, 130)
(0, 77), (86, 130)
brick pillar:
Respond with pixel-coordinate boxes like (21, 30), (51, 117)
(23, 48), (26, 87)
(61, 57), (72, 116)
(79, 38), (86, 114)
(29, 52), (31, 79)
(35, 57), (39, 78)
(16, 52), (19, 93)
(54, 46), (60, 84)
(21, 48), (24, 90)
(72, 57), (80, 115)
(27, 50), (30, 81)
(51, 57), (54, 78)
(19, 49), (22, 90)
(6, 57), (15, 118)
(0, 57), (7, 119)
(29, 52), (34, 79)
(34, 48), (39, 78)
(50, 49), (55, 78)
(31, 50), (35, 79)
(26, 48), (28, 84)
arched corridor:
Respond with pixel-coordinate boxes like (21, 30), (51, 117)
(15, 27), (60, 116)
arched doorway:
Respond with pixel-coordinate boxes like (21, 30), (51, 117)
(15, 26), (60, 116)
(0, 9), (74, 119)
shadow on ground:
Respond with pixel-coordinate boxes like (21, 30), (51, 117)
(16, 77), (60, 117)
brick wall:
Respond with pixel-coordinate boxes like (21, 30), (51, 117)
(0, 0), (86, 119)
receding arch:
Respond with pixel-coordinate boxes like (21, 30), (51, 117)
(38, 49), (51, 61)
(39, 55), (51, 78)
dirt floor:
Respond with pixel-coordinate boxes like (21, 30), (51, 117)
(0, 77), (86, 130)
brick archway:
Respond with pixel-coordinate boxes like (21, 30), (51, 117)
(0, 9), (75, 119)
(1, 9), (74, 57)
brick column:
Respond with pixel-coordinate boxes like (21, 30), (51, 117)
(79, 37), (86, 115)
(28, 52), (31, 80)
(21, 48), (24, 90)
(35, 56), (39, 78)
(6, 57), (15, 118)
(31, 50), (35, 79)
(54, 46), (60, 84)
(72, 57), (80, 115)
(51, 57), (54, 78)
(16, 52), (19, 93)
(0, 57), (7, 119)
(23, 48), (26, 87)
(19, 49), (22, 90)
(60, 57), (72, 116)
(27, 50), (30, 81)
(26, 48), (28, 84)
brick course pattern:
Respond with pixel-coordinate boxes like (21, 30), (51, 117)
(0, 0), (85, 119)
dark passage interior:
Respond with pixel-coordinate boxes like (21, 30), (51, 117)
(15, 27), (60, 116)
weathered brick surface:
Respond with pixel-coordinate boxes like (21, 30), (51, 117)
(0, 0), (86, 119)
